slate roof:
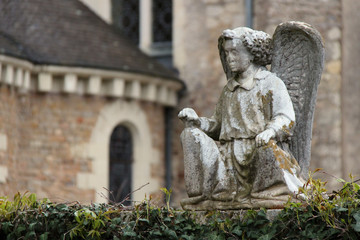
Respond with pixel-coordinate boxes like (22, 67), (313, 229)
(0, 0), (180, 82)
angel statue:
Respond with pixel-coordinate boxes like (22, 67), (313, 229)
(178, 21), (324, 210)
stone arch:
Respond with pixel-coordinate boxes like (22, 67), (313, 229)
(109, 124), (133, 204)
(80, 100), (159, 203)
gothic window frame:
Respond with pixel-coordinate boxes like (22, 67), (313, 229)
(112, 0), (173, 57)
(140, 0), (173, 57)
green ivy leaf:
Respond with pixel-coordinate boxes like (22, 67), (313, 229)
(258, 234), (272, 240)
(1, 222), (13, 233)
(138, 218), (150, 224)
(111, 217), (122, 225)
(206, 231), (225, 240)
(352, 212), (360, 232)
(39, 232), (49, 240)
(336, 207), (348, 212)
(25, 231), (36, 239)
(150, 230), (162, 236)
(231, 226), (242, 236)
(164, 228), (177, 239)
(123, 227), (137, 237)
(29, 222), (37, 231)
(15, 225), (27, 236)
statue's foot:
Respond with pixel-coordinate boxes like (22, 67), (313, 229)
(180, 195), (207, 206)
(212, 191), (236, 202)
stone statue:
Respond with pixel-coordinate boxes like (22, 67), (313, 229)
(178, 21), (324, 210)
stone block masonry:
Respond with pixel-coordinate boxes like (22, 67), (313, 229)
(254, 0), (343, 189)
(0, 85), (168, 204)
(172, 0), (351, 205)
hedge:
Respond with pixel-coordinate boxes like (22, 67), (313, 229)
(1, 170), (360, 239)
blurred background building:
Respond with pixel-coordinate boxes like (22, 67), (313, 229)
(0, 0), (359, 205)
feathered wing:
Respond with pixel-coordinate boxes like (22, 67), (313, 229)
(271, 21), (325, 178)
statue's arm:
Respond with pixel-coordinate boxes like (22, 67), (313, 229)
(199, 93), (223, 140)
(178, 108), (201, 128)
(255, 78), (295, 147)
(179, 99), (222, 141)
(266, 78), (296, 141)
(198, 116), (220, 141)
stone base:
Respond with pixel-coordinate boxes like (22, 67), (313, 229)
(181, 196), (290, 211)
(186, 209), (283, 224)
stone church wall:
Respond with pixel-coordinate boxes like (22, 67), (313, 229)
(253, 0), (343, 188)
(0, 87), (17, 186)
(341, 0), (360, 182)
(172, 0), (347, 204)
(0, 85), (166, 204)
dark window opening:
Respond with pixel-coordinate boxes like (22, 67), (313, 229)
(152, 0), (172, 43)
(112, 0), (140, 44)
(109, 125), (133, 205)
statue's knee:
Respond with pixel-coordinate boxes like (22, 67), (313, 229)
(181, 128), (216, 146)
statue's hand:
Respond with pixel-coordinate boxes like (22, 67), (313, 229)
(255, 129), (276, 147)
(178, 108), (200, 127)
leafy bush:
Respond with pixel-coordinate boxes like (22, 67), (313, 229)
(1, 171), (360, 239)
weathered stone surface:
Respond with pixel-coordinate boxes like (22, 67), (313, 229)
(271, 22), (325, 178)
(178, 24), (323, 210)
(342, 0), (360, 180)
(253, 0), (342, 191)
(172, 0), (246, 206)
(115, 209), (283, 225)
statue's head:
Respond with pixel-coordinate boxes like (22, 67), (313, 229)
(218, 27), (272, 78)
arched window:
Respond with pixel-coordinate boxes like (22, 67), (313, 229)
(109, 125), (133, 205)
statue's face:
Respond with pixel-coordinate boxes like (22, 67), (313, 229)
(223, 39), (253, 74)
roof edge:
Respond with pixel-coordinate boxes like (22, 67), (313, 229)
(0, 54), (183, 106)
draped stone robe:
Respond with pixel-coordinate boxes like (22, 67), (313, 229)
(180, 67), (304, 209)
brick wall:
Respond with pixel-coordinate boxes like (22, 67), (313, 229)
(0, 86), (17, 189)
(140, 101), (166, 201)
(0, 86), (166, 204)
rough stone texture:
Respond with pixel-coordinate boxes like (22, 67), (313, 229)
(271, 22), (324, 178)
(342, 0), (360, 179)
(140, 102), (166, 192)
(184, 209), (282, 224)
(0, 85), (166, 204)
(113, 209), (282, 225)
(252, 0), (342, 189)
(178, 58), (305, 209)
(172, 0), (246, 206)
(172, 0), (347, 205)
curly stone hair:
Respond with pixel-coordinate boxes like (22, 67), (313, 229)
(241, 35), (272, 66)
(220, 27), (273, 67)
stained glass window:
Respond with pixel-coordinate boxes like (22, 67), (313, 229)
(152, 0), (172, 43)
(109, 125), (133, 205)
(112, 0), (140, 44)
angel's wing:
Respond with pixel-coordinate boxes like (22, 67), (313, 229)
(271, 21), (324, 178)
